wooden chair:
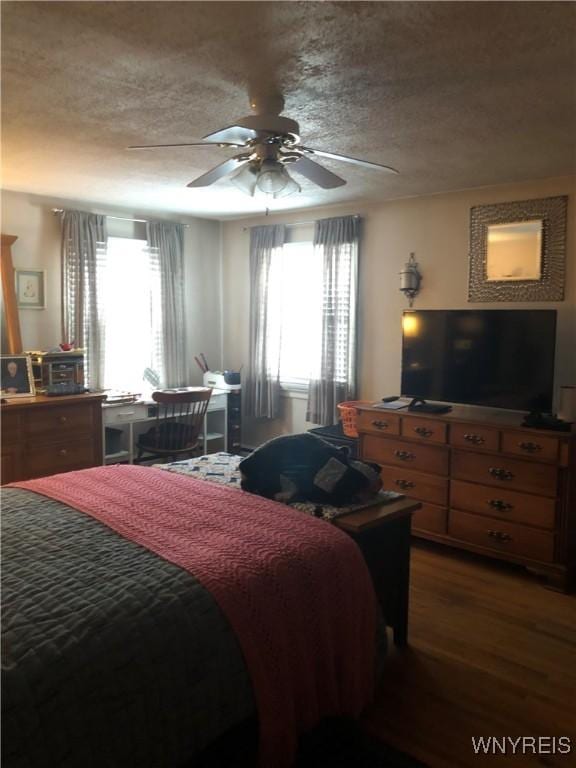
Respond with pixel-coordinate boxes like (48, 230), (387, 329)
(135, 388), (212, 463)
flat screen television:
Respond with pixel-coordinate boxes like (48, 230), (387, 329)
(401, 309), (556, 412)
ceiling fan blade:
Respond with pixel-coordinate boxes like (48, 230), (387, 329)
(202, 125), (259, 145)
(300, 146), (399, 174)
(186, 156), (251, 188)
(290, 156), (346, 189)
(127, 142), (240, 150)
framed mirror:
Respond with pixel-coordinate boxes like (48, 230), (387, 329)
(468, 196), (567, 302)
(1, 234), (23, 354)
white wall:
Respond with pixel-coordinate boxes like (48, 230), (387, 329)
(222, 176), (576, 446)
(0, 190), (223, 384)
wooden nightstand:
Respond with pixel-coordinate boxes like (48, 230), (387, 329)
(334, 497), (421, 647)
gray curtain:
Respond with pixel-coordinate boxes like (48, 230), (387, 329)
(246, 224), (286, 419)
(306, 215), (360, 426)
(61, 210), (107, 390)
(146, 221), (187, 387)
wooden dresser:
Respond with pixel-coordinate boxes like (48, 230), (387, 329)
(356, 404), (575, 591)
(1, 394), (104, 484)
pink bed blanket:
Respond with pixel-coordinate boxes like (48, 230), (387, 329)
(12, 465), (377, 767)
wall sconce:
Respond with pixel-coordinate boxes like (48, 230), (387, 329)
(399, 252), (422, 307)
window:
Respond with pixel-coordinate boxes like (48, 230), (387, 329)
(100, 237), (163, 394)
(264, 237), (357, 390)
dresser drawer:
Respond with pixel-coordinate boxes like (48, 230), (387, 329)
(1, 410), (21, 443)
(450, 423), (499, 452)
(401, 416), (447, 444)
(357, 411), (400, 436)
(451, 479), (556, 530)
(412, 503), (447, 534)
(501, 431), (559, 462)
(449, 509), (555, 563)
(24, 436), (100, 478)
(26, 404), (95, 437)
(380, 465), (448, 506)
(364, 436), (449, 475)
(452, 450), (557, 497)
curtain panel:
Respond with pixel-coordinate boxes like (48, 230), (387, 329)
(246, 224), (286, 419)
(306, 215), (360, 426)
(146, 221), (187, 388)
(61, 210), (107, 390)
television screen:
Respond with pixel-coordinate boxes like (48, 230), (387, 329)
(401, 310), (556, 412)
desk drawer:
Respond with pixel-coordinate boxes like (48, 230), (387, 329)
(364, 436), (449, 475)
(449, 509), (555, 563)
(501, 431), (559, 462)
(452, 450), (557, 497)
(451, 479), (556, 530)
(380, 465), (448, 506)
(26, 404), (95, 437)
(24, 436), (100, 478)
(103, 404), (149, 424)
(357, 411), (400, 436)
(402, 416), (447, 444)
(207, 393), (227, 411)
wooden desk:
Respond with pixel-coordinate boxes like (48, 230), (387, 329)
(334, 496), (421, 646)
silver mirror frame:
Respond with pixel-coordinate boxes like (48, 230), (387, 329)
(468, 195), (567, 302)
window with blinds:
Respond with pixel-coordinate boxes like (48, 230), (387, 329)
(100, 237), (163, 393)
(265, 240), (355, 389)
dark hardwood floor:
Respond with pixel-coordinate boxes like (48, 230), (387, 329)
(362, 541), (576, 767)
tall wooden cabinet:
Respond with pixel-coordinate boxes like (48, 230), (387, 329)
(1, 394), (104, 484)
(356, 404), (575, 591)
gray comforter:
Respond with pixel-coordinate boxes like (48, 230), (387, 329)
(2, 488), (254, 768)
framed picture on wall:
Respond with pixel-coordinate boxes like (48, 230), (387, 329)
(15, 268), (46, 309)
(1, 354), (35, 398)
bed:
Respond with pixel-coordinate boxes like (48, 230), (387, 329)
(1, 454), (403, 768)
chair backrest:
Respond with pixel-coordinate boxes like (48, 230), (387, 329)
(148, 388), (212, 453)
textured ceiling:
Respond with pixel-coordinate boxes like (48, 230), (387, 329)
(2, 1), (575, 219)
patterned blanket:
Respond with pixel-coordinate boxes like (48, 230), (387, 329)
(158, 452), (403, 521)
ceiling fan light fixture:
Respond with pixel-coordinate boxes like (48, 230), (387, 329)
(255, 159), (290, 194)
(230, 164), (259, 196)
(272, 172), (301, 199)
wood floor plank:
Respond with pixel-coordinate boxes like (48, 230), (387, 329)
(362, 542), (576, 767)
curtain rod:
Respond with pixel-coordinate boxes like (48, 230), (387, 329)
(242, 214), (360, 232)
(51, 209), (190, 227)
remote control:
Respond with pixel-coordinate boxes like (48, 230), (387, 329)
(381, 396), (399, 402)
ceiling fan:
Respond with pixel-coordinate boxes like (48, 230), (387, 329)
(128, 97), (398, 198)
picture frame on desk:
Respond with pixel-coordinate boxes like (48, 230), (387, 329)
(0, 354), (35, 399)
(15, 268), (46, 310)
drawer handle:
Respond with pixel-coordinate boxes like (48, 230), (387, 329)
(59, 448), (68, 456)
(414, 427), (433, 438)
(58, 416), (68, 424)
(394, 450), (415, 461)
(371, 420), (389, 429)
(487, 529), (512, 542)
(518, 441), (542, 453)
(464, 433), (485, 445)
(488, 499), (513, 511)
(395, 479), (415, 490)
(488, 467), (514, 481)
(117, 411), (136, 417)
